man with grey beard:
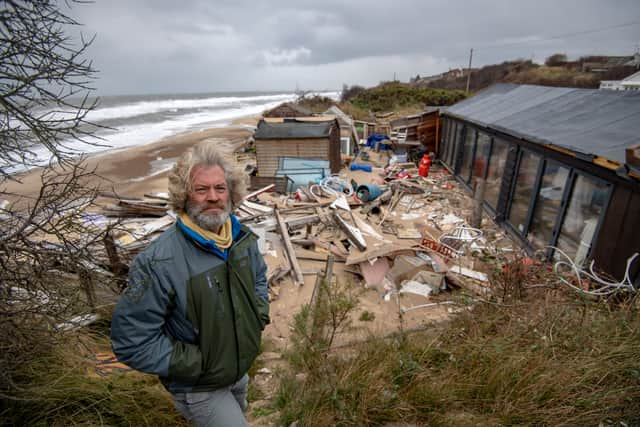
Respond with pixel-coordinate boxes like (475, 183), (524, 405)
(111, 141), (269, 427)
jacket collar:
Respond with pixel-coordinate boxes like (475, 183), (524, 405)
(177, 214), (243, 260)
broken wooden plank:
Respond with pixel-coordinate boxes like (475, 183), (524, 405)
(294, 248), (331, 262)
(346, 243), (414, 266)
(244, 184), (275, 201)
(242, 200), (273, 213)
(274, 208), (305, 286)
(291, 236), (348, 259)
(332, 212), (366, 251)
(286, 214), (321, 229)
(144, 192), (170, 201)
(268, 265), (290, 286)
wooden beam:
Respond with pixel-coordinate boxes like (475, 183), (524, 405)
(244, 184), (275, 201)
(593, 156), (621, 171)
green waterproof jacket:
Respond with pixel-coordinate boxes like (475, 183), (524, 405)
(111, 215), (269, 393)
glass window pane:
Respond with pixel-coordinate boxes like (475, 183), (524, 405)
(556, 175), (609, 266)
(442, 119), (451, 162)
(458, 127), (476, 181)
(484, 137), (509, 209)
(508, 150), (541, 234)
(446, 121), (456, 165)
(444, 121), (453, 165)
(472, 131), (491, 181)
(528, 161), (569, 249)
(451, 123), (464, 166)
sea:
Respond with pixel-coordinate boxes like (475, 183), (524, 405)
(10, 90), (339, 174)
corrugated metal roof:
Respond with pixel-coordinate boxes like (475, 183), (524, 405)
(443, 84), (640, 164)
(254, 119), (335, 140)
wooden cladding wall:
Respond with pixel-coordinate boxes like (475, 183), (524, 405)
(592, 186), (640, 282)
(417, 113), (439, 152)
(328, 124), (341, 173)
(256, 138), (332, 176)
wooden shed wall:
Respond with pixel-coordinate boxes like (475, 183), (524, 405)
(256, 138), (334, 176)
(328, 124), (341, 171)
(417, 112), (439, 153)
(592, 185), (640, 282)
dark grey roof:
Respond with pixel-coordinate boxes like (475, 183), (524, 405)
(254, 119), (335, 140)
(443, 84), (640, 164)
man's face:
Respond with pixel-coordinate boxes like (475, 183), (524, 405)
(186, 165), (231, 232)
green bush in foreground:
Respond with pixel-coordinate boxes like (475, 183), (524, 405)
(276, 291), (640, 426)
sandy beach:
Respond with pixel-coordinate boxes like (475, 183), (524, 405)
(4, 121), (257, 201)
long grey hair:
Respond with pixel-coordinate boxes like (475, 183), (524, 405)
(168, 141), (246, 214)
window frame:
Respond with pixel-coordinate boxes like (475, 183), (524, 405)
(545, 169), (613, 260)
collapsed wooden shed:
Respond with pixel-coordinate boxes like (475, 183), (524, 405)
(253, 118), (341, 176)
(390, 108), (440, 154)
(438, 83), (640, 282)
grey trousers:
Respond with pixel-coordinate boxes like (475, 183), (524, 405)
(172, 374), (249, 427)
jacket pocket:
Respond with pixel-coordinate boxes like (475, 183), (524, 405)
(231, 264), (264, 329)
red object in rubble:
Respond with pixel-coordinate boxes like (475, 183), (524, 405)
(418, 154), (432, 177)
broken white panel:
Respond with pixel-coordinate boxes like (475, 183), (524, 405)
(141, 215), (174, 235)
(55, 313), (100, 332)
(330, 194), (351, 211)
(9, 286), (50, 305)
(247, 223), (268, 254)
(400, 213), (422, 220)
(450, 265), (489, 282)
(115, 215), (174, 247)
(440, 213), (465, 225)
(353, 216), (385, 240)
(343, 220), (366, 249)
(400, 281), (436, 298)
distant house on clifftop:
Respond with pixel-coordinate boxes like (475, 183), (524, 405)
(600, 70), (640, 91)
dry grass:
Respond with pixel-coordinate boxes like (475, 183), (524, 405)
(275, 280), (640, 426)
(0, 331), (186, 426)
(505, 66), (600, 88)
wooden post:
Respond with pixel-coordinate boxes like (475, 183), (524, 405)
(470, 178), (486, 229)
(465, 48), (474, 94)
(79, 269), (96, 309)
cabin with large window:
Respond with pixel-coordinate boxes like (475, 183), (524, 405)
(438, 84), (640, 282)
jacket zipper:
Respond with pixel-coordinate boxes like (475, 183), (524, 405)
(226, 258), (241, 382)
(215, 278), (224, 316)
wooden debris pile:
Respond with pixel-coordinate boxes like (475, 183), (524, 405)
(64, 146), (523, 324)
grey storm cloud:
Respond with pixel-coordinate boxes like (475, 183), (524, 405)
(67, 0), (640, 94)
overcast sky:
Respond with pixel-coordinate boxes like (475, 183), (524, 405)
(68, 0), (640, 96)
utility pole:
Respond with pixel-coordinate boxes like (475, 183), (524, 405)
(465, 48), (474, 94)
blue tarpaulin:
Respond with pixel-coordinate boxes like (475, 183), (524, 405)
(366, 134), (392, 150)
